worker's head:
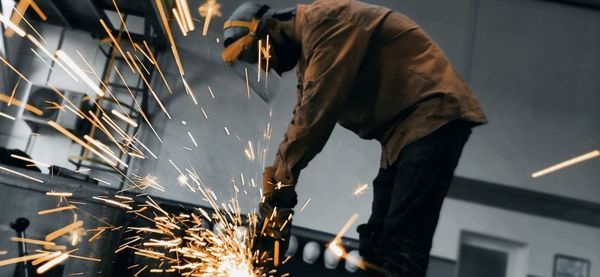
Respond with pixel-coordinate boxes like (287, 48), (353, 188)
(222, 3), (300, 75)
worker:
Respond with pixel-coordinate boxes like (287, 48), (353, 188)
(222, 1), (487, 276)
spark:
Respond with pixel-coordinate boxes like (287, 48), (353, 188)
(324, 213), (386, 272)
(0, 10), (26, 37)
(353, 184), (369, 196)
(111, 109), (138, 127)
(198, 0), (222, 36)
(111, 0), (135, 46)
(0, 112), (15, 121)
(245, 141), (255, 161)
(88, 228), (106, 242)
(0, 54), (32, 84)
(46, 192), (73, 197)
(0, 164), (44, 183)
(133, 54), (150, 74)
(48, 121), (118, 167)
(83, 135), (131, 167)
(76, 50), (114, 97)
(258, 39), (262, 82)
(224, 127), (231, 136)
(182, 76), (198, 105)
(31, 48), (53, 70)
(45, 220), (85, 242)
(32, 251), (62, 266)
(142, 40), (173, 95)
(300, 198), (311, 212)
(36, 253), (69, 274)
(11, 237), (56, 247)
(188, 131), (198, 147)
(169, 159), (185, 177)
(38, 205), (77, 215)
(134, 265), (148, 276)
(177, 174), (189, 186)
(27, 34), (79, 81)
(12, 6), (46, 43)
(67, 254), (101, 262)
(11, 154), (50, 168)
(257, 35), (271, 82)
(103, 184), (263, 275)
(99, 18), (135, 72)
(174, 1), (188, 32)
(55, 50), (105, 97)
(131, 175), (165, 192)
(92, 196), (132, 210)
(333, 213), (359, 243)
(208, 86), (215, 99)
(265, 35), (270, 82)
(29, 0), (47, 21)
(532, 150), (599, 178)
(244, 67), (250, 99)
(114, 66), (163, 143)
(133, 43), (155, 65)
(65, 105), (84, 119)
(328, 241), (345, 257)
(48, 86), (85, 118)
(248, 141), (255, 161)
(155, 0), (185, 76)
(201, 107), (209, 119)
(92, 177), (112, 186)
(172, 8), (188, 36)
(178, 0), (195, 31)
(0, 253), (49, 267)
(126, 51), (171, 119)
(8, 78), (20, 106)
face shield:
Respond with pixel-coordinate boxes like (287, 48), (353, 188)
(222, 19), (282, 103)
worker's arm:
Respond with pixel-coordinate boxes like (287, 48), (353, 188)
(254, 17), (372, 265)
(267, 16), (372, 194)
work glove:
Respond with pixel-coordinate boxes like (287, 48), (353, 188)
(357, 223), (383, 258)
(252, 167), (297, 268)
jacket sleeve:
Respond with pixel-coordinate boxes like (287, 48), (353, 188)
(271, 16), (371, 187)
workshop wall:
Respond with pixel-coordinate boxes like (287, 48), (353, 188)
(435, 199), (600, 277)
(458, 0), (600, 204)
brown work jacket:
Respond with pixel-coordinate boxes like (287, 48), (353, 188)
(270, 0), (487, 187)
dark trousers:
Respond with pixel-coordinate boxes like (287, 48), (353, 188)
(357, 120), (472, 277)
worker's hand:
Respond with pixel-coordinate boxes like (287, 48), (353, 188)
(253, 201), (294, 266)
(252, 167), (297, 269)
(261, 166), (298, 207)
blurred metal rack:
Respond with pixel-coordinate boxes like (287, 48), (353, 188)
(22, 0), (171, 188)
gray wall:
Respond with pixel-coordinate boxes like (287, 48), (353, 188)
(459, 0), (600, 202)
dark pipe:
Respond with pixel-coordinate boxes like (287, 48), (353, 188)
(10, 218), (32, 277)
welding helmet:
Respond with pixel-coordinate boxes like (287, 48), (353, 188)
(222, 3), (292, 103)
(222, 3), (269, 64)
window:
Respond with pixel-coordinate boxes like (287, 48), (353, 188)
(457, 231), (528, 277)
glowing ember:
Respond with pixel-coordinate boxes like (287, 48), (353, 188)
(353, 183), (369, 196)
(113, 178), (265, 276)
